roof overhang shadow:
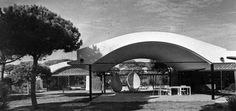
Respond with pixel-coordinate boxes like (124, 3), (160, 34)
(92, 41), (210, 72)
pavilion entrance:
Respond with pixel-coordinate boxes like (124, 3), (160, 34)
(68, 61), (236, 101)
(98, 59), (172, 95)
(88, 59), (202, 97)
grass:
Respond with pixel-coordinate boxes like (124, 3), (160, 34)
(5, 91), (231, 111)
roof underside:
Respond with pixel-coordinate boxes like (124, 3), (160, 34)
(75, 32), (236, 72)
(92, 42), (209, 72)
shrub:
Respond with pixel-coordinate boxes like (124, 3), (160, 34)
(225, 83), (235, 91)
(227, 95), (236, 111)
(0, 81), (9, 110)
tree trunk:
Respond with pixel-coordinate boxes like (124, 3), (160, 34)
(0, 50), (6, 81)
(31, 56), (38, 109)
(1, 63), (5, 81)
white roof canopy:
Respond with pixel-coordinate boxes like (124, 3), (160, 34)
(75, 32), (236, 72)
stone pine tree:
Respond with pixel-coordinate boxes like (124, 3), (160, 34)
(0, 4), (82, 108)
(0, 14), (22, 81)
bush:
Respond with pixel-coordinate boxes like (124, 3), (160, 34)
(227, 95), (236, 111)
(225, 83), (235, 91)
(0, 81), (9, 110)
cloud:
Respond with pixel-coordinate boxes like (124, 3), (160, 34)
(84, 18), (123, 29)
(80, 0), (125, 11)
(135, 0), (223, 13)
(182, 23), (236, 50)
(134, 0), (223, 26)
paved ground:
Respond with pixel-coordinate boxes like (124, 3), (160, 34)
(39, 90), (228, 103)
(92, 92), (227, 103)
(7, 90), (231, 111)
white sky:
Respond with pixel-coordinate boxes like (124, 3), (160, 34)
(1, 0), (236, 62)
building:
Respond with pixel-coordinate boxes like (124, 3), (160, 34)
(54, 32), (236, 99)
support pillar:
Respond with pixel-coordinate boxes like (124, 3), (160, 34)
(89, 64), (92, 101)
(100, 73), (103, 94)
(234, 71), (236, 93)
(178, 72), (182, 86)
(103, 73), (106, 94)
(152, 75), (155, 95)
(169, 68), (172, 86)
(57, 76), (59, 89)
(68, 76), (70, 87)
(211, 64), (215, 100)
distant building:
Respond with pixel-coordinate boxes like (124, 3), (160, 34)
(49, 62), (101, 91)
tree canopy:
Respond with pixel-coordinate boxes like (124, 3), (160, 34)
(0, 4), (82, 108)
(4, 64), (15, 74)
(0, 15), (21, 80)
(0, 4), (82, 58)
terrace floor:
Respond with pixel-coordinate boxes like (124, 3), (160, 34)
(7, 90), (231, 111)
(92, 92), (227, 103)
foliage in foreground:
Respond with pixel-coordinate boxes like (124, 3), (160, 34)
(0, 81), (9, 110)
(0, 4), (82, 108)
(9, 62), (51, 86)
(227, 95), (236, 111)
(8, 62), (51, 93)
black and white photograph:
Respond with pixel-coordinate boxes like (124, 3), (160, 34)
(1, 0), (236, 111)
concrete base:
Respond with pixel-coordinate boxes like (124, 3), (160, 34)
(92, 93), (226, 103)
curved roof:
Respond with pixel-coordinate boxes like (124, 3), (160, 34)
(76, 32), (236, 71)
(49, 61), (70, 73)
(52, 66), (89, 76)
(49, 61), (89, 76)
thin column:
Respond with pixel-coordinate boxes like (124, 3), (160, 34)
(103, 73), (106, 94)
(57, 76), (59, 89)
(211, 64), (215, 100)
(234, 71), (236, 94)
(68, 76), (70, 87)
(169, 68), (172, 86)
(100, 73), (103, 94)
(179, 72), (182, 85)
(152, 75), (155, 91)
(89, 64), (92, 101)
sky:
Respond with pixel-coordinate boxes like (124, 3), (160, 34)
(1, 0), (236, 62)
